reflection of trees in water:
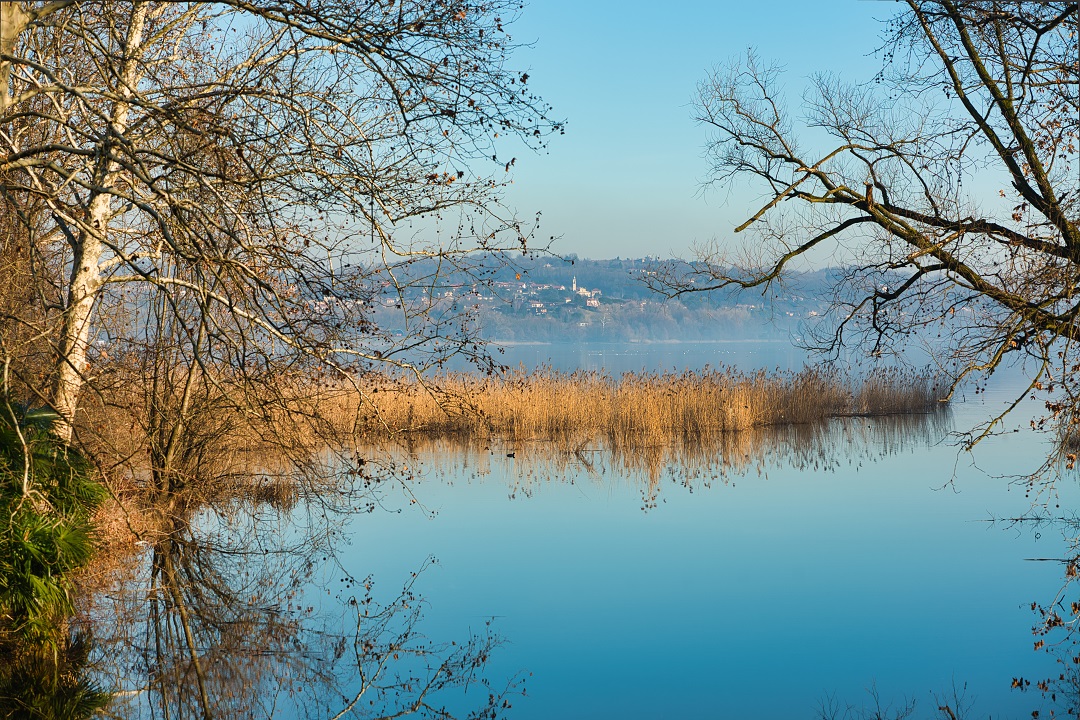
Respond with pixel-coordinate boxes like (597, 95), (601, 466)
(963, 512), (1080, 717)
(84, 496), (520, 719)
(68, 411), (951, 717)
(385, 410), (953, 508)
(1007, 513), (1080, 717)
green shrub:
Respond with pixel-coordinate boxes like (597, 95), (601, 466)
(0, 631), (112, 719)
(0, 396), (106, 644)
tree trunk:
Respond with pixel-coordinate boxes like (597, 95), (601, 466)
(52, 196), (108, 442)
(0, 3), (30, 115)
(51, 2), (148, 442)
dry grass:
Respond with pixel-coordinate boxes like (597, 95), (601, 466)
(72, 362), (945, 532)
(326, 365), (945, 446)
(320, 364), (946, 508)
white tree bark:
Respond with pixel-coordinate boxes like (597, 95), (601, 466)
(0, 4), (29, 115)
(52, 2), (148, 442)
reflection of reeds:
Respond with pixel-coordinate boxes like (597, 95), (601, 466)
(392, 410), (953, 509)
(330, 366), (945, 444)
(79, 363), (947, 521)
(328, 366), (948, 508)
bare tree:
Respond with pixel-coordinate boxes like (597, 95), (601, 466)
(0, 0), (559, 445)
(650, 1), (1078, 459)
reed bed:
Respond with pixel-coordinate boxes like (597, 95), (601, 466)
(77, 362), (946, 523)
(328, 365), (945, 446)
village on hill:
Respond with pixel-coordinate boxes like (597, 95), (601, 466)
(367, 255), (831, 342)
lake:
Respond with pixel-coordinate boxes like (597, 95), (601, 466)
(91, 342), (1077, 719)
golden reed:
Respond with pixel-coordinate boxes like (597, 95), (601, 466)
(330, 365), (944, 445)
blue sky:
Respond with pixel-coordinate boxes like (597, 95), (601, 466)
(498, 1), (896, 259)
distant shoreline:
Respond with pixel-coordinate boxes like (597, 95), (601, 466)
(489, 338), (796, 347)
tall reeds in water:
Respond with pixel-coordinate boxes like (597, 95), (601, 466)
(332, 365), (945, 446)
(345, 366), (949, 510)
(80, 363), (946, 514)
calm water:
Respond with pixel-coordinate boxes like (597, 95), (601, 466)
(336, 411), (1066, 717)
(91, 343), (1078, 719)
(495, 339), (810, 373)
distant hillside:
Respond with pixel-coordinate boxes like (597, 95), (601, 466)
(367, 254), (843, 343)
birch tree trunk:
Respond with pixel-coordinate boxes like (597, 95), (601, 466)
(0, 4), (29, 116)
(51, 3), (147, 442)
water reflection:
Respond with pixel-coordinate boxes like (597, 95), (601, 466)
(52, 402), (1080, 719)
(384, 410), (954, 509)
(83, 494), (520, 719)
(993, 512), (1080, 715)
(339, 406), (1075, 719)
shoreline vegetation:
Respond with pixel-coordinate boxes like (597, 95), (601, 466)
(327, 364), (950, 508)
(79, 364), (948, 523)
(64, 364), (951, 547)
(336, 365), (947, 444)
